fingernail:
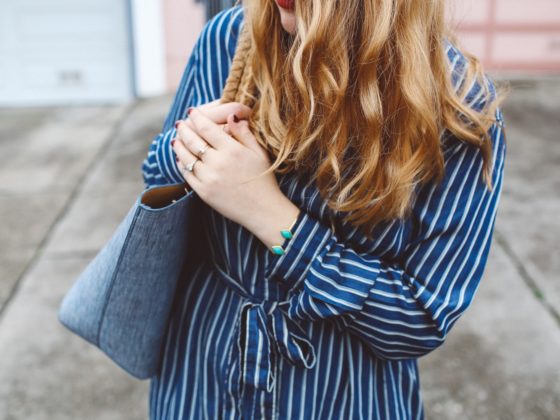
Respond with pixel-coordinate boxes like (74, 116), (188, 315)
(187, 107), (194, 115)
(175, 120), (181, 129)
(171, 139), (176, 146)
(175, 156), (179, 162)
(233, 114), (239, 123)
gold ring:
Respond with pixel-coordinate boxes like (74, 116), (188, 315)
(197, 143), (210, 159)
(184, 158), (199, 172)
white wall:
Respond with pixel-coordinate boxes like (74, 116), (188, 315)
(130, 0), (168, 97)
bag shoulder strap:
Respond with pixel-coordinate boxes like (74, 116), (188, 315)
(220, 23), (256, 107)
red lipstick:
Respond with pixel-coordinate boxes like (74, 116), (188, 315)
(276, 0), (294, 10)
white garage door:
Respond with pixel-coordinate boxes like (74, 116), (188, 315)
(0, 0), (133, 106)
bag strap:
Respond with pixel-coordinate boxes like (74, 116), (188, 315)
(220, 22), (257, 108)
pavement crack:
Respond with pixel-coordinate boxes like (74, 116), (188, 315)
(494, 228), (560, 328)
(44, 250), (101, 260)
(0, 101), (139, 324)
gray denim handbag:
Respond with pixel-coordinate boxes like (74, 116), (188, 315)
(57, 182), (205, 379)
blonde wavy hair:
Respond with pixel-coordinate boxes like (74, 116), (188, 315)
(221, 0), (506, 238)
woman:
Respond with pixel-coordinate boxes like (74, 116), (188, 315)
(141, 0), (507, 418)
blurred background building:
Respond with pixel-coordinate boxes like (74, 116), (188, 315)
(0, 0), (559, 106)
(451, 0), (560, 73)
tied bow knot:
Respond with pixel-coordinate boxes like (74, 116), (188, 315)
(238, 300), (316, 393)
(208, 261), (317, 394)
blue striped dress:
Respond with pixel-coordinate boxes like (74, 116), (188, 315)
(141, 5), (507, 420)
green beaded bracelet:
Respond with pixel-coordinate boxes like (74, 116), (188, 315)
(270, 212), (300, 255)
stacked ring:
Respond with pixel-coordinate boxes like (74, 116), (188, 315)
(197, 143), (210, 159)
(184, 159), (199, 172)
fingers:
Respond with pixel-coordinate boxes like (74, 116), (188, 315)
(201, 101), (252, 124)
(197, 99), (222, 112)
(186, 121), (231, 137)
(171, 136), (204, 190)
(174, 100), (227, 131)
(176, 121), (215, 160)
(186, 107), (235, 150)
(177, 101), (252, 129)
(226, 113), (268, 159)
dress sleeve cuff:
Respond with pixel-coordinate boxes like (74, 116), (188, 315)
(156, 128), (184, 183)
(264, 210), (333, 291)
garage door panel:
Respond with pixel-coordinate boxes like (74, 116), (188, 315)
(23, 66), (130, 99)
(19, 12), (122, 38)
(0, 0), (133, 105)
(15, 35), (127, 54)
(0, 64), (6, 93)
(20, 58), (130, 88)
(16, 47), (130, 61)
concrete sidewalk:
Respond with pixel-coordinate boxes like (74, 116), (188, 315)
(0, 80), (559, 420)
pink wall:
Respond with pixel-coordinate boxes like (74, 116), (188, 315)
(162, 0), (560, 91)
(162, 0), (206, 91)
(450, 0), (560, 72)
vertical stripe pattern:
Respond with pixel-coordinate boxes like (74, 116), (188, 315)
(141, 5), (507, 419)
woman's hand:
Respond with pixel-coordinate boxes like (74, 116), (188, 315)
(176, 100), (252, 135)
(174, 100), (252, 193)
(172, 106), (300, 246)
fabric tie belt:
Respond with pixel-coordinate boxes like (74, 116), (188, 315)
(210, 262), (317, 392)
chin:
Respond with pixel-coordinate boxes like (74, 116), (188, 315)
(278, 8), (296, 34)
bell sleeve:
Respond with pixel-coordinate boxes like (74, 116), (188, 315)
(265, 115), (507, 360)
(141, 5), (244, 188)
(140, 48), (199, 188)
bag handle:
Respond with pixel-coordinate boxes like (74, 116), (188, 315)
(141, 184), (190, 209)
(220, 21), (256, 108)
